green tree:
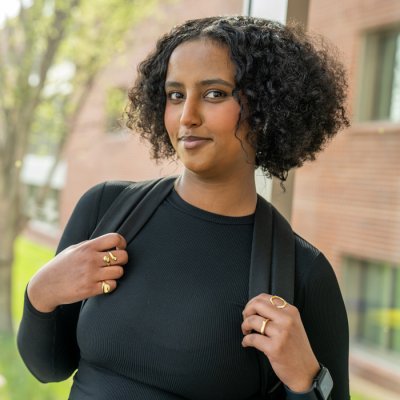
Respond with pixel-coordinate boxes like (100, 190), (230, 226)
(0, 0), (157, 333)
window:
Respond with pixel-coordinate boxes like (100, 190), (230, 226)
(357, 26), (400, 121)
(342, 257), (400, 356)
(21, 155), (66, 227)
(105, 87), (127, 133)
(25, 185), (61, 225)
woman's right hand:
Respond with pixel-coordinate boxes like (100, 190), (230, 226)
(27, 233), (127, 313)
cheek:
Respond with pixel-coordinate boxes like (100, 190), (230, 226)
(213, 101), (241, 131)
(164, 103), (178, 137)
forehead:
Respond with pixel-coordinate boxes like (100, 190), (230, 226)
(166, 39), (236, 82)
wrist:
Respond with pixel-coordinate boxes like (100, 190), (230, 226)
(285, 363), (333, 400)
(286, 360), (320, 393)
(285, 384), (319, 400)
(27, 279), (58, 313)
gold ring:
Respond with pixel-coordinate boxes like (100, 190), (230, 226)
(108, 251), (117, 262)
(103, 255), (111, 266)
(101, 281), (111, 294)
(270, 295), (287, 309)
(260, 318), (269, 335)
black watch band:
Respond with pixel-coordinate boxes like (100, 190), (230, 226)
(285, 364), (333, 400)
(313, 364), (333, 399)
(285, 389), (319, 400)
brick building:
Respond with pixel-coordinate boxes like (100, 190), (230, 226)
(56, 0), (400, 396)
(291, 0), (400, 394)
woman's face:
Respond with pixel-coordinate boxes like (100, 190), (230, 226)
(164, 39), (255, 179)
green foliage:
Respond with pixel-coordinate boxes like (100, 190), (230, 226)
(61, 0), (157, 73)
(105, 86), (127, 132)
(0, 334), (71, 400)
(30, 0), (158, 150)
(11, 236), (55, 325)
(351, 394), (378, 400)
(0, 237), (71, 399)
(1, 0), (159, 153)
(30, 96), (70, 155)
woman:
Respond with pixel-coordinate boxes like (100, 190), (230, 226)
(18, 16), (350, 399)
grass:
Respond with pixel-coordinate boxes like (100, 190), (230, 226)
(0, 236), (71, 400)
(0, 236), (380, 400)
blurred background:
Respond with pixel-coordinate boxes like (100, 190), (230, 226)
(0, 0), (399, 399)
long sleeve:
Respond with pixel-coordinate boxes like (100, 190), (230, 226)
(295, 249), (350, 400)
(17, 181), (127, 382)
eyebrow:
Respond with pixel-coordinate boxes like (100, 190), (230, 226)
(165, 79), (235, 89)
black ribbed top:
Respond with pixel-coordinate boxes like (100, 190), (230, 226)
(17, 181), (350, 400)
(72, 188), (257, 399)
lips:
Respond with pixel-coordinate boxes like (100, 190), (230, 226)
(178, 135), (211, 142)
(178, 135), (212, 149)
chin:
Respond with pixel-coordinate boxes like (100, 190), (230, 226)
(178, 155), (209, 172)
(183, 164), (213, 176)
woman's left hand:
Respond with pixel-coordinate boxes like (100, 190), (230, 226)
(241, 293), (320, 393)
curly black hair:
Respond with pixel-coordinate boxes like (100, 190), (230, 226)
(126, 16), (349, 181)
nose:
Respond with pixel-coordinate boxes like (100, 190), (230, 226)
(180, 97), (202, 128)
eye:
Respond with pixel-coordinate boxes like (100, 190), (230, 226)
(205, 90), (226, 99)
(167, 91), (184, 101)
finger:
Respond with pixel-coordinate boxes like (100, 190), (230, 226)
(242, 295), (282, 320)
(244, 293), (274, 312)
(242, 332), (271, 354)
(242, 315), (272, 336)
(246, 292), (271, 306)
(246, 293), (292, 309)
(243, 293), (293, 318)
(99, 249), (128, 267)
(89, 233), (127, 252)
(99, 279), (117, 295)
(98, 266), (124, 281)
(114, 233), (127, 250)
(269, 295), (290, 309)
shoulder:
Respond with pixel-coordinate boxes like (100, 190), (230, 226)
(57, 179), (159, 250)
(69, 181), (130, 222)
(293, 233), (341, 309)
(294, 233), (321, 268)
(84, 177), (173, 199)
(78, 178), (161, 209)
(293, 232), (334, 273)
(80, 180), (134, 203)
(77, 177), (174, 220)
(56, 181), (133, 250)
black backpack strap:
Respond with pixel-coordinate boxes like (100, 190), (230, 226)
(89, 176), (176, 241)
(117, 176), (176, 244)
(81, 176), (176, 311)
(249, 196), (273, 299)
(248, 196), (295, 303)
(266, 205), (295, 399)
(249, 195), (295, 398)
(270, 205), (295, 304)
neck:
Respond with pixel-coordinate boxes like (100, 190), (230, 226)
(174, 169), (257, 217)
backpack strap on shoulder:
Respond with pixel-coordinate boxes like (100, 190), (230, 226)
(117, 176), (176, 244)
(249, 195), (295, 398)
(248, 195), (295, 312)
(249, 196), (273, 299)
(81, 176), (176, 311)
(90, 176), (176, 241)
(270, 205), (295, 304)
